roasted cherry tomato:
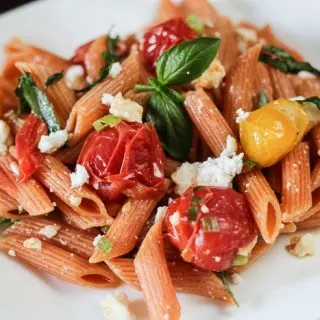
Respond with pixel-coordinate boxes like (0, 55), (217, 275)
(16, 113), (47, 182)
(240, 99), (310, 167)
(165, 187), (257, 271)
(70, 40), (94, 65)
(78, 121), (165, 201)
(140, 18), (196, 72)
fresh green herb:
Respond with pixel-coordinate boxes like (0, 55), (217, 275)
(191, 197), (201, 205)
(257, 89), (269, 108)
(259, 45), (320, 76)
(243, 159), (259, 170)
(93, 115), (121, 131)
(201, 217), (220, 232)
(188, 206), (198, 221)
(137, 37), (220, 161)
(186, 14), (204, 34)
(75, 35), (120, 93)
(15, 72), (61, 132)
(0, 218), (14, 228)
(97, 238), (112, 255)
(45, 72), (64, 88)
(220, 271), (239, 307)
(299, 96), (320, 109)
(232, 254), (249, 266)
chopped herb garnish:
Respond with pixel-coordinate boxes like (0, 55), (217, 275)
(243, 159), (259, 170)
(201, 217), (220, 232)
(93, 115), (121, 131)
(74, 35), (120, 94)
(45, 72), (64, 88)
(257, 89), (269, 108)
(220, 271), (239, 307)
(259, 45), (320, 76)
(97, 238), (112, 255)
(232, 254), (249, 266)
(188, 206), (198, 221)
(186, 14), (204, 34)
(0, 218), (15, 228)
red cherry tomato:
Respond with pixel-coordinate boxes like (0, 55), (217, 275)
(16, 114), (48, 182)
(70, 40), (94, 65)
(78, 121), (166, 201)
(165, 187), (257, 271)
(140, 18), (196, 72)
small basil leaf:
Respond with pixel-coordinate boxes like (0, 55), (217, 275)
(45, 72), (64, 88)
(243, 159), (259, 170)
(93, 115), (121, 131)
(156, 37), (221, 86)
(259, 45), (320, 76)
(186, 14), (204, 34)
(300, 96), (320, 109)
(146, 90), (192, 161)
(257, 89), (269, 108)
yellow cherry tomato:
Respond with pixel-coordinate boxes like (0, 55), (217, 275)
(239, 99), (309, 167)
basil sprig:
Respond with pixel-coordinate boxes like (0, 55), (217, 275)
(259, 45), (320, 76)
(45, 72), (64, 88)
(137, 37), (220, 161)
(75, 35), (120, 94)
(15, 72), (61, 133)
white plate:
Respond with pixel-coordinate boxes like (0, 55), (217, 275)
(0, 1), (320, 319)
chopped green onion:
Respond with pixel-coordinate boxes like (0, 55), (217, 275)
(97, 238), (112, 255)
(232, 254), (249, 266)
(201, 217), (220, 232)
(186, 14), (205, 34)
(93, 115), (121, 131)
(257, 89), (269, 108)
(243, 159), (259, 170)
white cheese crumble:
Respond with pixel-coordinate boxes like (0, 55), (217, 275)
(65, 65), (85, 88)
(236, 27), (258, 53)
(93, 234), (103, 247)
(101, 93), (114, 105)
(23, 238), (42, 251)
(230, 272), (243, 284)
(39, 225), (60, 239)
(169, 211), (180, 226)
(0, 120), (13, 154)
(101, 292), (136, 320)
(289, 96), (306, 102)
(10, 162), (19, 177)
(172, 136), (243, 195)
(109, 62), (122, 78)
(8, 249), (16, 257)
(153, 162), (163, 178)
(286, 233), (315, 258)
(298, 71), (316, 79)
(68, 195), (82, 207)
(201, 205), (209, 213)
(70, 164), (90, 189)
(235, 108), (250, 124)
(192, 58), (226, 89)
(155, 206), (168, 223)
(38, 130), (68, 154)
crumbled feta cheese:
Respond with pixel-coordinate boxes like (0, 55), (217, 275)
(171, 162), (200, 195)
(68, 195), (82, 207)
(39, 225), (60, 239)
(70, 164), (90, 189)
(108, 93), (143, 123)
(201, 205), (209, 213)
(230, 272), (243, 284)
(38, 130), (68, 154)
(8, 249), (16, 257)
(65, 65), (85, 88)
(169, 211), (180, 226)
(93, 182), (99, 190)
(155, 206), (168, 223)
(93, 234), (103, 247)
(286, 233), (315, 258)
(235, 108), (250, 124)
(221, 135), (238, 157)
(23, 238), (42, 251)
(10, 162), (19, 177)
(153, 162), (163, 178)
(18, 205), (24, 214)
(298, 71), (316, 79)
(86, 75), (94, 84)
(101, 93), (114, 105)
(214, 256), (221, 262)
(0, 120), (13, 154)
(236, 27), (258, 53)
(101, 292), (136, 320)
(238, 236), (258, 256)
(109, 62), (122, 78)
(192, 58), (226, 89)
(289, 96), (306, 101)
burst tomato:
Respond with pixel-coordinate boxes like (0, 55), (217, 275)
(78, 121), (165, 201)
(140, 18), (196, 72)
(165, 187), (257, 271)
(70, 40), (94, 65)
(15, 113), (48, 182)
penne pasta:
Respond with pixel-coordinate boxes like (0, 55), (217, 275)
(267, 163), (282, 194)
(56, 140), (85, 165)
(182, 0), (219, 23)
(296, 211), (320, 230)
(280, 222), (297, 234)
(0, 189), (19, 220)
(281, 142), (312, 222)
(311, 159), (320, 192)
(268, 67), (296, 99)
(164, 157), (181, 177)
(123, 89), (151, 108)
(223, 44), (262, 135)
(66, 50), (141, 145)
(253, 61), (274, 105)
(89, 181), (169, 263)
(134, 222), (181, 320)
(0, 235), (119, 288)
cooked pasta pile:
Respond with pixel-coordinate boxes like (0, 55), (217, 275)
(0, 0), (319, 318)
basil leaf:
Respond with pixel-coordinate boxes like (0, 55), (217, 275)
(15, 72), (61, 133)
(45, 72), (64, 88)
(219, 271), (239, 307)
(300, 96), (320, 109)
(97, 237), (112, 255)
(0, 218), (14, 227)
(156, 37), (220, 85)
(243, 159), (259, 169)
(186, 14), (204, 34)
(93, 115), (121, 131)
(257, 89), (269, 108)
(259, 45), (320, 76)
(146, 90), (192, 161)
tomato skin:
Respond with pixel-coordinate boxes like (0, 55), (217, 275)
(78, 121), (165, 201)
(165, 187), (257, 271)
(140, 18), (196, 72)
(15, 114), (48, 182)
(70, 40), (94, 65)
